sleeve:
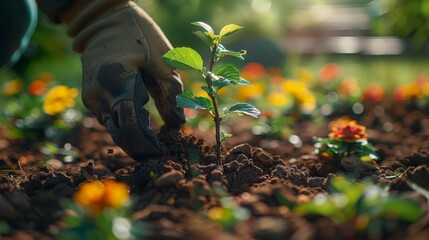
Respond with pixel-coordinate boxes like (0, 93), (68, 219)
(0, 0), (38, 68)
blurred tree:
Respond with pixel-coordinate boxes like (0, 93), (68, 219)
(137, 0), (293, 59)
(368, 0), (429, 47)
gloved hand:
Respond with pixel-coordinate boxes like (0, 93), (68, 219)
(40, 0), (186, 160)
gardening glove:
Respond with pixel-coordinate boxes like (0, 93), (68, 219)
(39, 0), (186, 160)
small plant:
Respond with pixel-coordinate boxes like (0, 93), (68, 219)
(162, 22), (261, 166)
(207, 187), (250, 233)
(59, 179), (146, 240)
(295, 176), (422, 235)
(314, 118), (379, 164)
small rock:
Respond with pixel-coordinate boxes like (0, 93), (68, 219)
(252, 217), (290, 240)
(45, 159), (64, 171)
(341, 155), (378, 176)
(209, 169), (224, 183)
(253, 148), (274, 166)
(155, 170), (184, 187)
(226, 143), (252, 162)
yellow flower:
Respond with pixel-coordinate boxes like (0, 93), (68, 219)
(236, 82), (265, 102)
(73, 180), (129, 216)
(266, 91), (289, 107)
(296, 67), (314, 85)
(281, 80), (308, 97)
(297, 92), (317, 113)
(43, 85), (79, 115)
(2, 79), (23, 96)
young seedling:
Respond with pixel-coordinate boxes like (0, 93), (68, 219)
(163, 22), (260, 166)
(314, 118), (379, 172)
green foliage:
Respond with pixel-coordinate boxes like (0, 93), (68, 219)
(369, 0), (429, 46)
(208, 186), (250, 232)
(58, 199), (147, 240)
(176, 90), (214, 111)
(314, 138), (379, 163)
(295, 176), (423, 232)
(162, 47), (203, 71)
(163, 22), (260, 165)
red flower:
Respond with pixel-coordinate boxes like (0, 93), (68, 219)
(241, 63), (266, 81)
(329, 120), (367, 142)
(362, 84), (384, 102)
(28, 80), (48, 96)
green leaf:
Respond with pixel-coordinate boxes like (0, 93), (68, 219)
(212, 78), (233, 92)
(226, 103), (260, 118)
(380, 199), (422, 222)
(219, 24), (243, 38)
(191, 21), (214, 33)
(212, 77), (251, 92)
(193, 31), (218, 46)
(221, 131), (233, 141)
(238, 77), (251, 86)
(214, 64), (240, 81)
(201, 86), (216, 98)
(176, 91), (214, 111)
(217, 45), (246, 60)
(162, 47), (203, 71)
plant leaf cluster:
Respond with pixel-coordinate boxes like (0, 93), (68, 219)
(162, 22), (260, 121)
(163, 21), (260, 165)
(314, 138), (379, 163)
(295, 176), (423, 232)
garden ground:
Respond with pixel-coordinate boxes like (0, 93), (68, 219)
(1, 102), (429, 240)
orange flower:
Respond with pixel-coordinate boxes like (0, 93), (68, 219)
(338, 79), (360, 96)
(1, 79), (23, 96)
(73, 180), (129, 216)
(329, 120), (367, 142)
(319, 63), (341, 83)
(362, 84), (384, 102)
(28, 80), (48, 96)
(393, 85), (408, 102)
(240, 63), (266, 81)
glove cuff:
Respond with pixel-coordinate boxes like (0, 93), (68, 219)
(61, 0), (131, 38)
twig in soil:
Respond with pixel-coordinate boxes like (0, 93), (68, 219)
(405, 180), (429, 201)
(405, 180), (429, 234)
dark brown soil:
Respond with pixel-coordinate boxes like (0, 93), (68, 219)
(1, 103), (429, 240)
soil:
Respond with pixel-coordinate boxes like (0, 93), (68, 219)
(1, 102), (429, 240)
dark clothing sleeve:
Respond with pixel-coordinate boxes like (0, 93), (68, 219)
(0, 0), (38, 67)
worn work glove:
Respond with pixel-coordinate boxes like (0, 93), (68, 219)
(39, 0), (186, 160)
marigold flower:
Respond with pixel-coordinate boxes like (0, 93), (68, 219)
(1, 79), (23, 96)
(329, 120), (367, 142)
(235, 82), (265, 102)
(28, 80), (48, 96)
(362, 84), (384, 102)
(338, 79), (360, 96)
(319, 63), (341, 83)
(43, 85), (79, 115)
(296, 67), (315, 85)
(393, 85), (407, 102)
(266, 91), (289, 107)
(240, 63), (266, 81)
(73, 180), (129, 216)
